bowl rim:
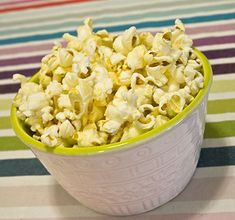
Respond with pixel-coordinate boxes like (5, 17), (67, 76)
(11, 48), (213, 156)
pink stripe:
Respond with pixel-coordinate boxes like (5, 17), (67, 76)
(0, 0), (44, 7)
(186, 22), (235, 35)
(4, 213), (235, 220)
(0, 177), (235, 210)
(0, 43), (54, 55)
(174, 177), (235, 201)
(0, 40), (65, 56)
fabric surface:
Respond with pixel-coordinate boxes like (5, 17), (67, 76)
(0, 0), (235, 219)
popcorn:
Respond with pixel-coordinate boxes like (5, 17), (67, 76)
(14, 19), (204, 148)
(59, 120), (75, 139)
(27, 92), (49, 111)
(127, 45), (147, 70)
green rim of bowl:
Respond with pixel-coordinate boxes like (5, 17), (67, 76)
(11, 48), (213, 155)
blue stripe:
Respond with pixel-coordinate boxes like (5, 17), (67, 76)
(0, 158), (49, 176)
(198, 147), (235, 167)
(0, 12), (235, 45)
(0, 147), (235, 176)
(1, 2), (235, 37)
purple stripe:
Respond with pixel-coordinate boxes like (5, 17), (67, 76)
(0, 41), (65, 56)
(0, 63), (234, 81)
(202, 48), (235, 59)
(0, 68), (39, 80)
(0, 63), (234, 94)
(0, 33), (234, 56)
(0, 55), (43, 66)
(0, 43), (53, 56)
(194, 35), (235, 46)
(1, 46), (234, 66)
(212, 63), (235, 75)
(186, 22), (235, 35)
(0, 83), (20, 94)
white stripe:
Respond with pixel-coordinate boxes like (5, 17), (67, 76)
(0, 78), (21, 85)
(0, 150), (35, 160)
(213, 73), (235, 80)
(210, 57), (235, 65)
(0, 78), (235, 99)
(0, 93), (15, 99)
(197, 43), (235, 51)
(0, 0), (233, 35)
(184, 17), (235, 28)
(0, 166), (233, 188)
(1, 5), (235, 40)
(0, 175), (57, 187)
(0, 0), (183, 21)
(206, 113), (235, 123)
(0, 110), (10, 117)
(0, 31), (235, 60)
(1, 200), (235, 218)
(191, 29), (235, 40)
(194, 166), (235, 178)
(0, 38), (58, 49)
(1, 18), (234, 51)
(0, 105), (220, 125)
(203, 137), (235, 148)
(153, 200), (235, 215)
(0, 63), (40, 72)
(0, 55), (234, 76)
(1, 36), (235, 75)
(0, 129), (15, 137)
(0, 0), (58, 9)
(208, 92), (235, 100)
(0, 0), (204, 32)
(0, 205), (101, 218)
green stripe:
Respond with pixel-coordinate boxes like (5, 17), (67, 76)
(1, 99), (235, 129)
(0, 99), (12, 111)
(0, 99), (235, 129)
(207, 99), (235, 114)
(211, 79), (235, 93)
(204, 120), (235, 138)
(0, 117), (11, 129)
(0, 1), (234, 36)
(1, 120), (235, 151)
(0, 137), (28, 151)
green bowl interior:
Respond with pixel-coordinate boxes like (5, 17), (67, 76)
(11, 49), (213, 155)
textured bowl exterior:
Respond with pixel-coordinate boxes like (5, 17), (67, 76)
(31, 93), (208, 216)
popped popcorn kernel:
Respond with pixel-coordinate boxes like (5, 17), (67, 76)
(14, 19), (204, 147)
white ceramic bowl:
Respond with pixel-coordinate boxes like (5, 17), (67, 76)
(11, 49), (212, 216)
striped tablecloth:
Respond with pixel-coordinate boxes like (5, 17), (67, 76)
(1, 0), (235, 219)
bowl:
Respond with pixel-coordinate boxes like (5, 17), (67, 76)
(11, 49), (212, 216)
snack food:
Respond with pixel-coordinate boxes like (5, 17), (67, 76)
(13, 18), (204, 148)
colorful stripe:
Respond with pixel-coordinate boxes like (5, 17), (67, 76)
(0, 0), (94, 13)
(1, 12), (235, 45)
(0, 147), (234, 177)
(1, 0), (235, 218)
(1, 47), (234, 68)
(1, 1), (235, 37)
(0, 0), (45, 7)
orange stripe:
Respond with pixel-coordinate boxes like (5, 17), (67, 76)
(0, 0), (95, 13)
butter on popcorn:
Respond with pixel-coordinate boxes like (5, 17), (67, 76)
(13, 18), (204, 148)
